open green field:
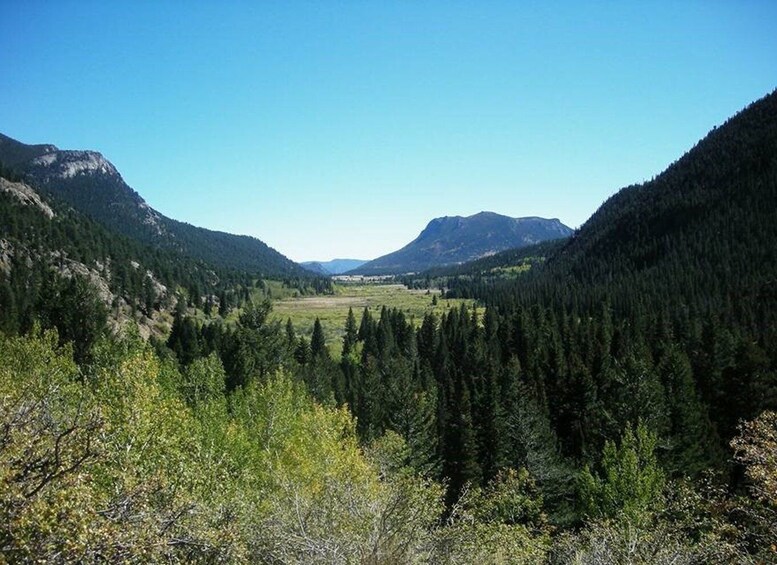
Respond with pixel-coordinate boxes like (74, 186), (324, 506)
(270, 283), (475, 357)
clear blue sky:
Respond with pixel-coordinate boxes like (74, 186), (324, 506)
(2, 1), (775, 262)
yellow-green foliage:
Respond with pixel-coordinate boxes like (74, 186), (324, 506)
(430, 473), (552, 565)
(579, 422), (665, 525)
(731, 410), (777, 507)
(233, 378), (446, 563)
(0, 331), (99, 562)
(489, 263), (532, 276)
(550, 516), (749, 565)
(432, 522), (549, 565)
(0, 330), (555, 563)
(0, 330), (242, 562)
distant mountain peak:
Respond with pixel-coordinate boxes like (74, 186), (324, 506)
(352, 212), (572, 275)
(301, 258), (368, 275)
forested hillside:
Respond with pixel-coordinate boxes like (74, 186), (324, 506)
(0, 166), (330, 352)
(0, 133), (307, 278)
(1, 92), (776, 563)
(402, 238), (568, 290)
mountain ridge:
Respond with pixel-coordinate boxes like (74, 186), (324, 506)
(301, 258), (368, 275)
(437, 90), (777, 326)
(0, 133), (307, 278)
(351, 211), (572, 275)
(547, 89), (777, 289)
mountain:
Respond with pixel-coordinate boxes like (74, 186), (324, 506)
(0, 135), (57, 168)
(0, 169), (224, 340)
(439, 90), (777, 353)
(538, 90), (777, 308)
(351, 212), (572, 275)
(300, 261), (331, 275)
(413, 237), (568, 280)
(0, 133), (307, 279)
(0, 160), (336, 344)
(301, 258), (368, 275)
(4, 93), (777, 564)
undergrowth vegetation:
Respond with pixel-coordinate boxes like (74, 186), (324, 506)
(2, 329), (775, 563)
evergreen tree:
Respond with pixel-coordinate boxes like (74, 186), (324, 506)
(142, 276), (156, 316)
(385, 361), (440, 477)
(36, 274), (108, 364)
(218, 290), (228, 317)
(443, 377), (482, 501)
(294, 336), (310, 365)
(657, 346), (720, 476)
(0, 280), (17, 333)
(310, 318), (328, 359)
(167, 311), (201, 367)
(342, 307), (358, 356)
(579, 422), (665, 523)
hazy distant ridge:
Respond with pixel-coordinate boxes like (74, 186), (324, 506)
(301, 258), (368, 275)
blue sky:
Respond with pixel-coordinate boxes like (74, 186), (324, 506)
(2, 1), (776, 262)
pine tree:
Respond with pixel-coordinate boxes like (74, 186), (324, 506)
(385, 361), (440, 476)
(39, 275), (108, 364)
(294, 336), (310, 365)
(0, 280), (17, 333)
(284, 318), (296, 350)
(443, 376), (482, 501)
(218, 290), (228, 317)
(167, 310), (201, 366)
(477, 358), (510, 482)
(357, 307), (378, 360)
(142, 276), (157, 316)
(357, 357), (383, 440)
(310, 318), (328, 359)
(657, 346), (720, 476)
(342, 307), (358, 356)
(579, 422), (666, 523)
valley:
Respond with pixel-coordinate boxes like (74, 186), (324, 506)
(269, 283), (475, 356)
(1, 55), (776, 564)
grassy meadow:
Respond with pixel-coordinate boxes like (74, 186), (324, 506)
(270, 283), (475, 357)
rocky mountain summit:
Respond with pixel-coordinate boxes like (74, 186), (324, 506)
(351, 211), (572, 275)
